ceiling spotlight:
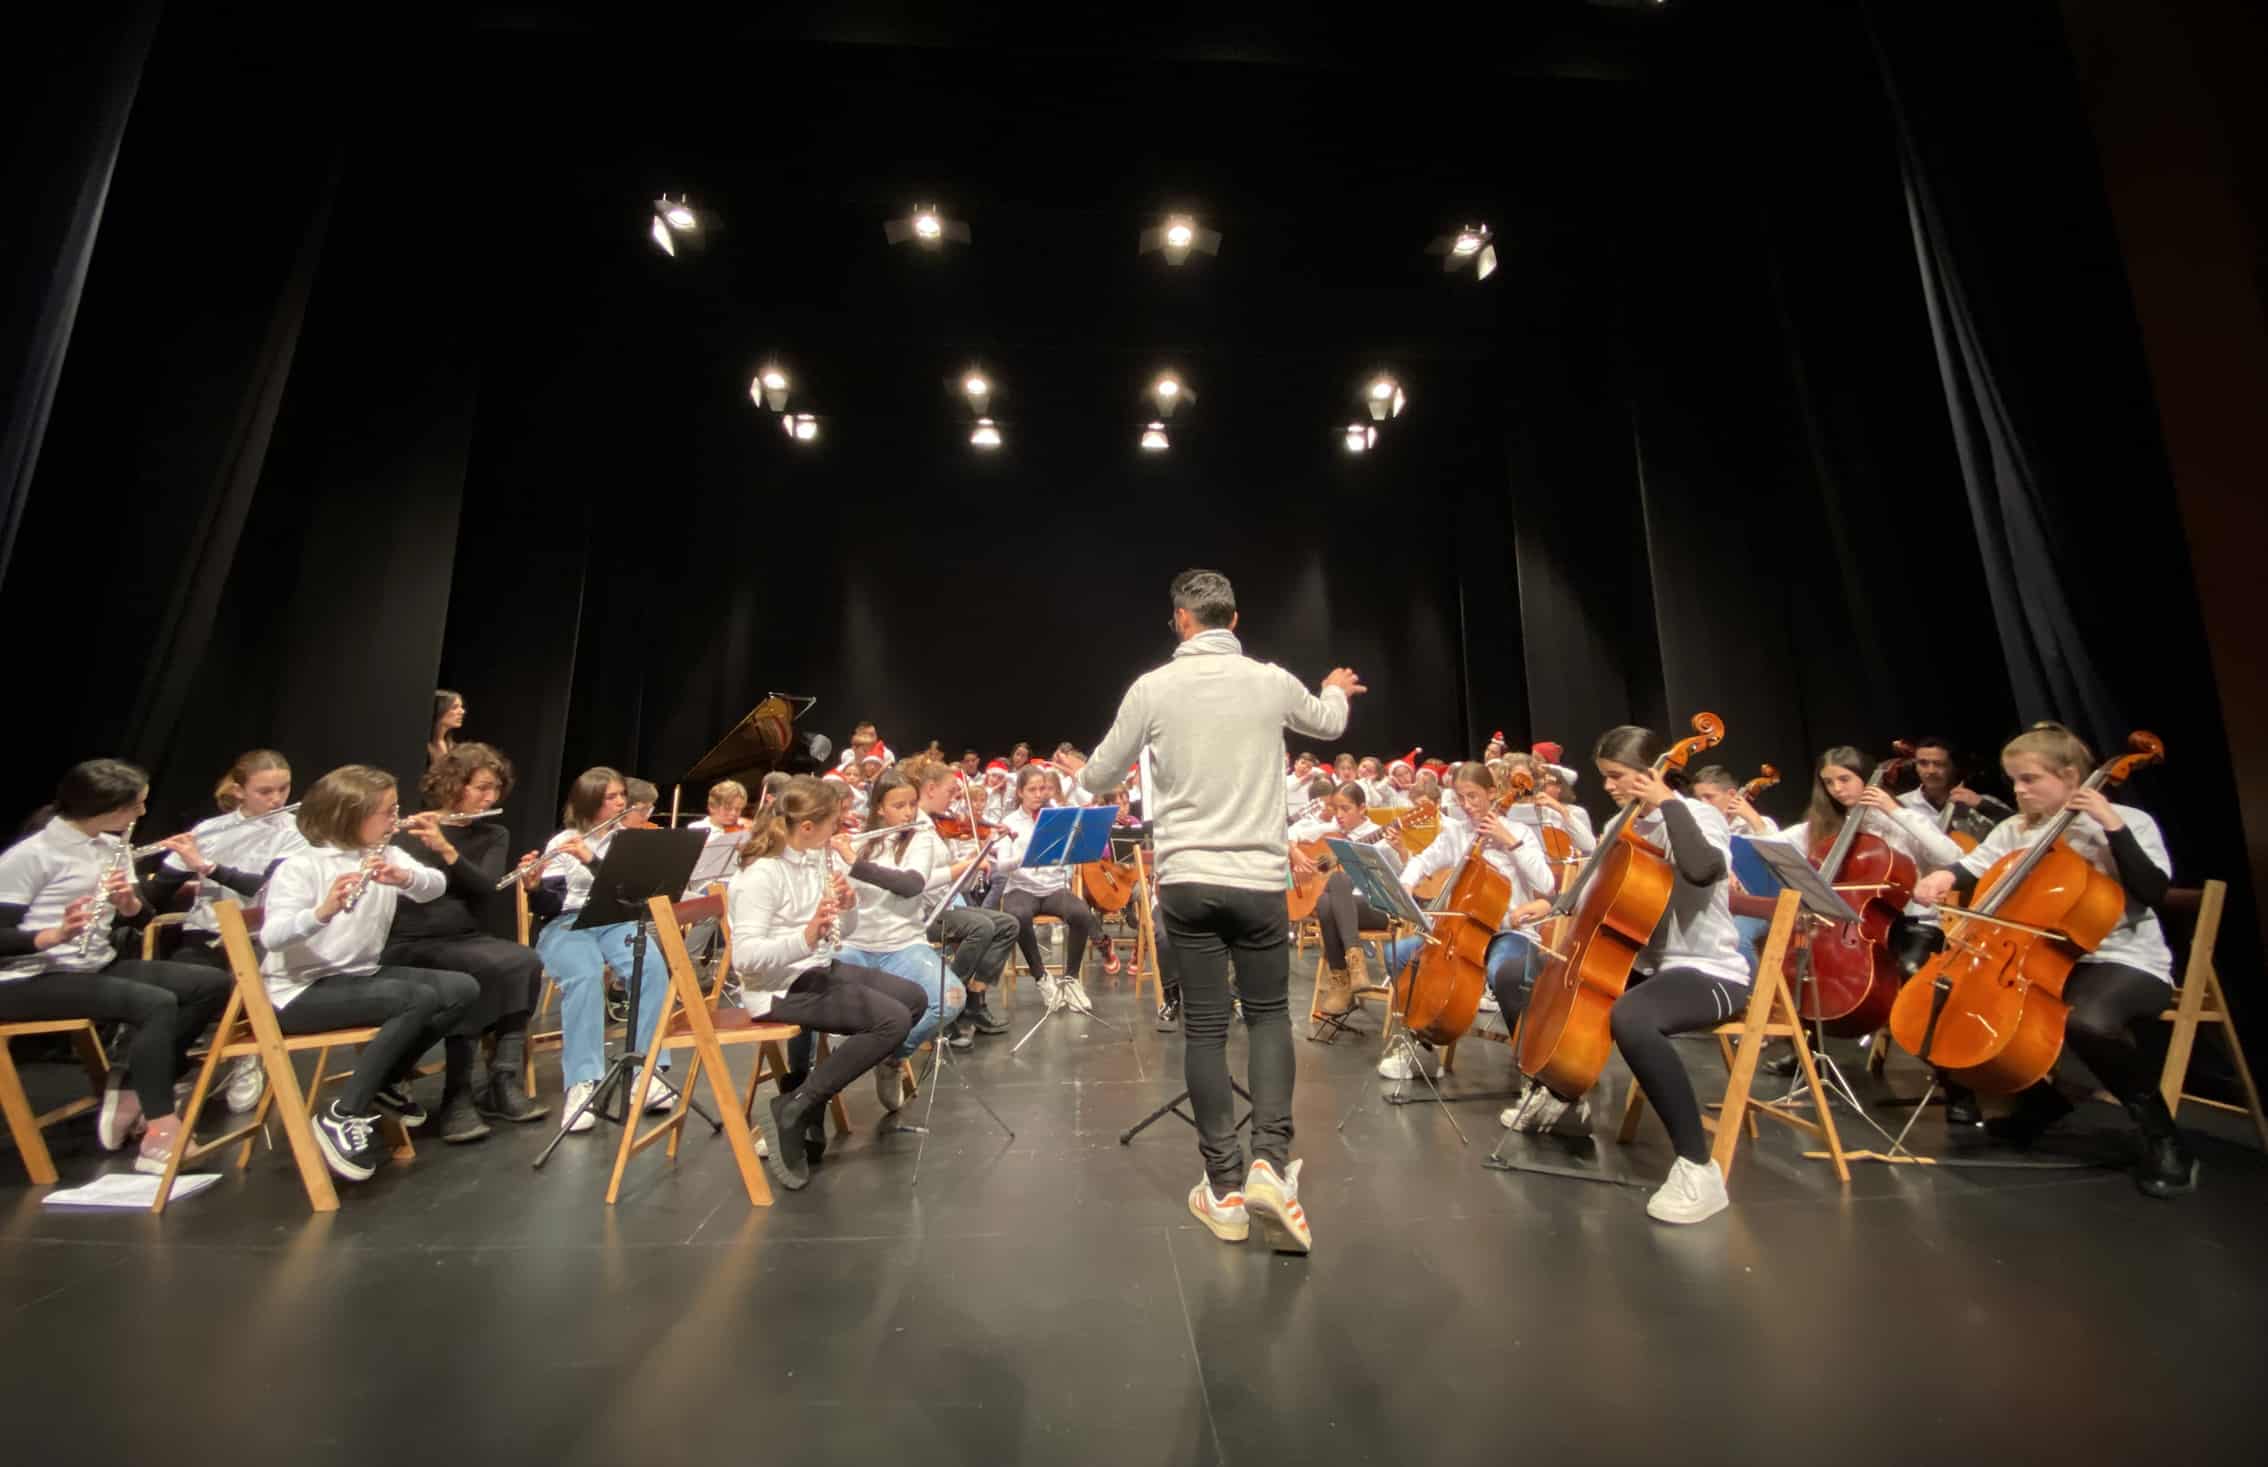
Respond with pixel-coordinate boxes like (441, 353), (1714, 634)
(750, 365), (791, 412)
(962, 372), (990, 402)
(1365, 374), (1406, 422)
(970, 417), (1003, 450)
(1138, 212), (1223, 266)
(1149, 372), (1195, 417)
(651, 195), (702, 256)
(1343, 423), (1377, 454)
(1140, 421), (1170, 452)
(1428, 222), (1499, 281)
(885, 203), (971, 247)
(782, 412), (820, 443)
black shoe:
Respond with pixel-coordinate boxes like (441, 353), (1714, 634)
(1156, 995), (1182, 1033)
(2134, 1132), (2199, 1199)
(314, 1101), (380, 1182)
(1944, 1091), (1984, 1130)
(1985, 1085), (2074, 1150)
(372, 1082), (428, 1127)
(946, 1018), (975, 1050)
(767, 1095), (812, 1191)
(1760, 1041), (1798, 1079)
(966, 987), (1011, 1035)
(476, 1069), (548, 1124)
(803, 1105), (829, 1166)
(435, 1090), (492, 1145)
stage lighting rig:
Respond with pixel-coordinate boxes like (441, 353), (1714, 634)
(1364, 373), (1406, 422)
(1343, 422), (1377, 454)
(1140, 421), (1170, 452)
(781, 412), (821, 443)
(970, 417), (1003, 450)
(1149, 372), (1195, 418)
(885, 203), (971, 248)
(750, 365), (792, 413)
(961, 371), (991, 407)
(1138, 212), (1222, 266)
(650, 195), (702, 256)
(1427, 222), (1498, 280)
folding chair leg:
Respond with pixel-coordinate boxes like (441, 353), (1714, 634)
(0, 1043), (57, 1186)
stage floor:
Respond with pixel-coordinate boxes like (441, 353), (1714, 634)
(5, 975), (2266, 1465)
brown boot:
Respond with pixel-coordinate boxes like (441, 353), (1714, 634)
(1346, 947), (1376, 995)
(1318, 965), (1355, 1017)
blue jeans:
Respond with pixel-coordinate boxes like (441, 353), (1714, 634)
(1383, 929), (1542, 1021)
(1732, 915), (1772, 977)
(839, 944), (965, 1058)
(536, 917), (670, 1088)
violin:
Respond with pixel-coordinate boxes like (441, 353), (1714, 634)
(930, 813), (1006, 843)
(1785, 749), (1913, 1036)
(1889, 731), (2164, 1094)
(1394, 769), (1542, 1047)
(1518, 712), (1725, 1099)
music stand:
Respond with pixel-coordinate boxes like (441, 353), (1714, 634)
(887, 824), (1016, 1186)
(1010, 805), (1129, 1053)
(532, 828), (709, 1169)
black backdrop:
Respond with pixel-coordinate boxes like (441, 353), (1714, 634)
(3, 1), (2252, 991)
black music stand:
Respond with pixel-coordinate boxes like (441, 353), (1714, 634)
(532, 828), (709, 1170)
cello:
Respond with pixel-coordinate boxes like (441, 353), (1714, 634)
(1888, 731), (2165, 1094)
(1740, 765), (1781, 809)
(1784, 749), (1913, 1036)
(1517, 713), (1725, 1099)
(1393, 770), (1542, 1046)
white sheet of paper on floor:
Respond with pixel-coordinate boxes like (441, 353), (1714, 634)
(41, 1172), (221, 1209)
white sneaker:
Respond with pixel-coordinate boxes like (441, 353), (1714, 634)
(225, 1055), (266, 1114)
(560, 1080), (598, 1133)
(1500, 1086), (1592, 1137)
(1646, 1156), (1730, 1225)
(874, 1062), (905, 1112)
(1242, 1158), (1312, 1254)
(1037, 975), (1063, 1009)
(637, 1073), (676, 1113)
(1477, 987), (1501, 1014)
(1377, 1046), (1439, 1081)
(1188, 1177), (1249, 1243)
(1060, 977), (1096, 1015)
(753, 1129), (769, 1159)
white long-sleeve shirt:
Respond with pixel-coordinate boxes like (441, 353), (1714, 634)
(163, 808), (309, 935)
(0, 818), (128, 977)
(844, 822), (955, 952)
(728, 845), (863, 1007)
(991, 804), (1073, 896)
(1395, 816), (1555, 929)
(1769, 805), (1963, 922)
(1955, 806), (2173, 982)
(540, 826), (617, 913)
(1080, 628), (1349, 891)
(259, 845), (445, 1006)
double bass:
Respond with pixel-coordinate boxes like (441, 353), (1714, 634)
(1888, 731), (2165, 1094)
(1784, 749), (1913, 1036)
(1395, 773), (1540, 1046)
(1517, 712), (1725, 1099)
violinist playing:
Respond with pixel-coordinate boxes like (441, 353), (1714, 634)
(1372, 762), (1554, 1081)
(1909, 724), (2193, 1197)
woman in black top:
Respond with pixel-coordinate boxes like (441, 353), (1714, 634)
(380, 742), (547, 1140)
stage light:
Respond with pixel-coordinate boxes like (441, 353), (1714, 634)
(1344, 423), (1376, 453)
(1139, 212), (1222, 266)
(651, 195), (702, 256)
(751, 365), (792, 412)
(963, 372), (990, 403)
(1428, 222), (1499, 281)
(1140, 422), (1169, 452)
(1365, 374), (1406, 421)
(782, 412), (819, 442)
(665, 204), (696, 231)
(970, 417), (1002, 449)
(650, 217), (675, 257)
(1149, 372), (1195, 418)
(885, 203), (972, 247)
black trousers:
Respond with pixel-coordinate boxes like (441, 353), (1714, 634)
(768, 961), (928, 1106)
(1316, 868), (1390, 969)
(381, 934), (540, 1037)
(274, 967), (478, 1115)
(0, 960), (231, 1117)
(1609, 966), (1751, 1165)
(1001, 887), (1098, 977)
(929, 905), (1019, 985)
(1159, 882), (1293, 1191)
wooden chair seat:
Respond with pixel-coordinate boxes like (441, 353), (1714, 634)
(0, 1020), (110, 1185)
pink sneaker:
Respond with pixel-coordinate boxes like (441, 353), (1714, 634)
(134, 1115), (183, 1176)
(97, 1072), (143, 1151)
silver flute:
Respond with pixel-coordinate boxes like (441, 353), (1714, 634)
(336, 845), (389, 914)
(127, 802), (308, 860)
(76, 821), (136, 960)
(496, 808), (628, 889)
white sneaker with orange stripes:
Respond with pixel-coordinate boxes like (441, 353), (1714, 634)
(1188, 1177), (1249, 1243)
(1242, 1158), (1311, 1254)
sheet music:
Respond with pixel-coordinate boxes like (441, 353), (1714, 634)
(683, 826), (748, 893)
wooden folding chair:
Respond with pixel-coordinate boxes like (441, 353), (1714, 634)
(142, 911), (189, 960)
(2155, 881), (2267, 1149)
(0, 1020), (110, 1185)
(1126, 863), (1164, 1009)
(1616, 888), (1851, 1183)
(605, 895), (791, 1206)
(1307, 920), (1403, 1045)
(151, 900), (415, 1214)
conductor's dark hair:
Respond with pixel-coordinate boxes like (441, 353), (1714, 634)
(1170, 569), (1237, 629)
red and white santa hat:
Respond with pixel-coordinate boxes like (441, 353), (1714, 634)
(1531, 741), (1578, 789)
(861, 743), (893, 769)
(984, 758), (1009, 780)
(1532, 741), (1563, 764)
(821, 768), (849, 785)
(1489, 730), (1507, 747)
(1387, 747), (1422, 776)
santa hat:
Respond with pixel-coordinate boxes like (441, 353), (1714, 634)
(861, 743), (893, 768)
(1388, 747), (1421, 776)
(1532, 741), (1563, 765)
(1423, 759), (1449, 778)
(1489, 730), (1506, 747)
(821, 768), (848, 785)
(984, 759), (1009, 778)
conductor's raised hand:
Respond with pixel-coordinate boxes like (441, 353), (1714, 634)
(1322, 668), (1367, 699)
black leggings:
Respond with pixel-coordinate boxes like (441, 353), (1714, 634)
(380, 934), (540, 1038)
(274, 967), (479, 1115)
(1317, 868), (1390, 970)
(769, 961), (928, 1105)
(0, 961), (232, 1117)
(2052, 960), (2172, 1106)
(930, 906), (1019, 986)
(1609, 966), (1751, 1164)
(1001, 887), (1098, 978)
(1160, 883), (1294, 1191)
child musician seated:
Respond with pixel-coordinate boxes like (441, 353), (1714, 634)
(1288, 781), (1405, 1016)
(729, 775), (927, 1191)
(0, 759), (233, 1174)
(260, 765), (480, 1181)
